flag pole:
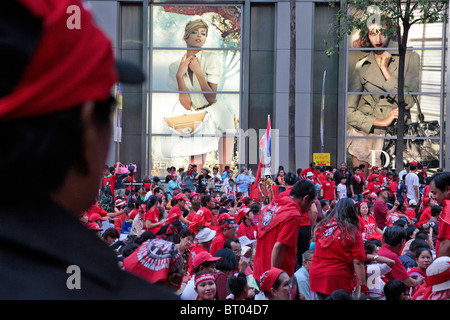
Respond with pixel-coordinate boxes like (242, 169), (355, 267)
(320, 70), (326, 153)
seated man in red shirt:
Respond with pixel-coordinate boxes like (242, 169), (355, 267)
(378, 226), (425, 289)
(209, 217), (238, 256)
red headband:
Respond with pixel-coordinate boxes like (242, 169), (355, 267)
(0, 0), (117, 120)
(194, 272), (215, 287)
(259, 267), (284, 293)
(426, 264), (450, 287)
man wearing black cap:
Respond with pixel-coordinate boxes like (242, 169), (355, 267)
(0, 0), (176, 299)
(373, 186), (400, 230)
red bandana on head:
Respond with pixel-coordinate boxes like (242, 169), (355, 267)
(0, 0), (117, 121)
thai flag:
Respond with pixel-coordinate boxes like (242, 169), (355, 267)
(259, 115), (271, 175)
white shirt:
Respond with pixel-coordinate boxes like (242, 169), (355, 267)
(366, 263), (392, 300)
(405, 172), (419, 201)
(337, 183), (347, 199)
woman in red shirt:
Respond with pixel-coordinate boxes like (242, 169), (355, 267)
(358, 202), (383, 241)
(417, 196), (435, 229)
(321, 172), (336, 201)
(309, 198), (367, 299)
(144, 195), (166, 234)
(237, 207), (257, 240)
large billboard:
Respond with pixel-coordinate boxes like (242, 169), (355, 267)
(346, 7), (443, 171)
(150, 5), (242, 176)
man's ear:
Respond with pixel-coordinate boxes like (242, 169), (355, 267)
(445, 185), (450, 199)
(78, 101), (111, 175)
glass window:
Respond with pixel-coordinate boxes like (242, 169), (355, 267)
(149, 4), (242, 172)
(345, 7), (445, 170)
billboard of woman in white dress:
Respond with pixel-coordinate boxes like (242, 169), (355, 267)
(150, 6), (241, 176)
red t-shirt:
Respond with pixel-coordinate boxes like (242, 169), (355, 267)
(210, 232), (227, 257)
(366, 182), (379, 194)
(436, 200), (450, 257)
(143, 209), (162, 234)
(187, 243), (208, 275)
(114, 209), (138, 233)
(386, 212), (401, 227)
(195, 207), (216, 225)
(417, 207), (431, 229)
(309, 221), (365, 295)
(84, 204), (108, 219)
(301, 167), (318, 179)
(165, 206), (182, 225)
(378, 243), (410, 281)
(321, 180), (336, 201)
(237, 221), (257, 240)
(389, 182), (398, 197)
(278, 186), (293, 198)
(359, 215), (379, 241)
(253, 197), (302, 280)
(405, 208), (416, 221)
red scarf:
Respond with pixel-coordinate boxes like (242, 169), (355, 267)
(317, 218), (341, 248)
(258, 196), (301, 238)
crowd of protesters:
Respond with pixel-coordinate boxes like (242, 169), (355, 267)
(81, 160), (450, 300)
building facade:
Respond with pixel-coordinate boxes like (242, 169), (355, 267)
(88, 0), (449, 179)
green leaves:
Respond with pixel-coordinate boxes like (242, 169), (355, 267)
(324, 0), (448, 56)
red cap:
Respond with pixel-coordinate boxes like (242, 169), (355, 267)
(0, 0), (144, 121)
(89, 213), (106, 222)
(410, 161), (418, 166)
(86, 222), (102, 231)
(192, 251), (222, 269)
(173, 193), (188, 201)
(238, 207), (251, 221)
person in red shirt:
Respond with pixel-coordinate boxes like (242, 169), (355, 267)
(193, 195), (218, 227)
(417, 196), (435, 229)
(83, 204), (108, 220)
(237, 206), (258, 240)
(405, 200), (418, 222)
(164, 192), (190, 226)
(367, 166), (379, 184)
(389, 174), (399, 201)
(377, 226), (425, 288)
(366, 174), (380, 194)
(321, 172), (336, 201)
(429, 172), (450, 257)
(309, 198), (366, 299)
(144, 195), (166, 234)
(253, 179), (316, 282)
(358, 201), (382, 241)
(300, 162), (318, 179)
(187, 228), (217, 275)
(210, 218), (238, 256)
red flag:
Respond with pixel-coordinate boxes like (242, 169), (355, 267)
(250, 160), (262, 202)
